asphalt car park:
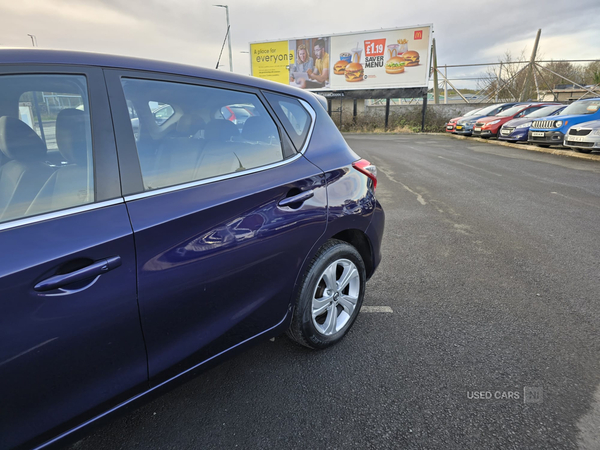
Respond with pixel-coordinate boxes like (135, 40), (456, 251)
(69, 133), (600, 450)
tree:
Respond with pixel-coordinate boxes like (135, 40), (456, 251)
(581, 61), (600, 85)
(538, 60), (584, 89)
(479, 50), (530, 101)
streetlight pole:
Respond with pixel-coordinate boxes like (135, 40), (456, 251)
(213, 5), (233, 72)
(27, 34), (37, 47)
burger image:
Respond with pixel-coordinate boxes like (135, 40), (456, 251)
(344, 62), (364, 82)
(403, 51), (420, 66)
(334, 60), (349, 75)
(385, 56), (406, 74)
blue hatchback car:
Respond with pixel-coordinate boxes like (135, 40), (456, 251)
(528, 98), (600, 146)
(0, 49), (384, 449)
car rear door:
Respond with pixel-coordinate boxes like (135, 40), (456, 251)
(105, 70), (327, 383)
(0, 67), (147, 449)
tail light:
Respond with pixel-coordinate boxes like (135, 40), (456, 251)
(352, 159), (377, 190)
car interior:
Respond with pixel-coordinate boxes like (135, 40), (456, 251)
(121, 78), (292, 191)
(0, 74), (94, 224)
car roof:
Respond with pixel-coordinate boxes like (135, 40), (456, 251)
(0, 48), (315, 103)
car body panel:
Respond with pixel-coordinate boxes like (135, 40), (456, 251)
(125, 157), (328, 382)
(498, 105), (566, 142)
(0, 205), (148, 450)
(564, 119), (600, 150)
(445, 108), (482, 133)
(528, 98), (600, 145)
(291, 98), (382, 275)
(471, 104), (542, 138)
(454, 103), (520, 135)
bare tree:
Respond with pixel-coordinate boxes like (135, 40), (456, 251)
(538, 60), (584, 89)
(478, 50), (530, 102)
(582, 61), (600, 85)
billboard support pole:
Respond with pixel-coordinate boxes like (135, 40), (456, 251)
(353, 99), (357, 124)
(421, 94), (428, 132)
(384, 98), (390, 131)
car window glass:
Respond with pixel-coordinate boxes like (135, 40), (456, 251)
(527, 106), (562, 118)
(263, 92), (311, 150)
(476, 104), (502, 116)
(218, 104), (257, 131)
(464, 108), (481, 117)
(496, 105), (527, 117)
(0, 74), (94, 224)
(562, 100), (600, 115)
(520, 106), (542, 117)
(149, 102), (174, 125)
(121, 78), (285, 191)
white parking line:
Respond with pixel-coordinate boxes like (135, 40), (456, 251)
(362, 306), (393, 313)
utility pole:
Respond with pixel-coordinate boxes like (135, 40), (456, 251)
(519, 29), (541, 102)
(432, 38), (439, 104)
(214, 5), (233, 72)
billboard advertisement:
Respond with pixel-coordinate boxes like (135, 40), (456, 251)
(249, 24), (432, 91)
(250, 40), (294, 85)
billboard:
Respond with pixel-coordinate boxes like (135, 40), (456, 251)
(250, 40), (294, 85)
(249, 24), (432, 92)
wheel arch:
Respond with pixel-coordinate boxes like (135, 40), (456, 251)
(331, 229), (374, 280)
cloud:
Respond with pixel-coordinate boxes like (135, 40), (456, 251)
(0, 0), (598, 80)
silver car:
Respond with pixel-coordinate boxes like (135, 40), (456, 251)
(564, 119), (600, 153)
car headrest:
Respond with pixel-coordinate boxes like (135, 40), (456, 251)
(0, 116), (47, 161)
(205, 119), (238, 141)
(56, 109), (88, 165)
(241, 116), (276, 142)
(176, 114), (205, 135)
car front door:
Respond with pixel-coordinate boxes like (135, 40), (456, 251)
(105, 71), (327, 382)
(0, 67), (147, 449)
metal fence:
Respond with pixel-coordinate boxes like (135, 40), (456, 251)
(433, 59), (600, 104)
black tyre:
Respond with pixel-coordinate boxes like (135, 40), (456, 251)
(573, 148), (592, 154)
(287, 239), (366, 349)
(537, 144), (550, 148)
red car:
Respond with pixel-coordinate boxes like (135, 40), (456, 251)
(445, 108), (481, 133)
(472, 103), (560, 138)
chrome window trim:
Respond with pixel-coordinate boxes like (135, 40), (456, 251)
(0, 199), (124, 232)
(124, 99), (317, 203)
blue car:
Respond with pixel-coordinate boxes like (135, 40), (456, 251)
(528, 98), (600, 147)
(498, 104), (565, 142)
(0, 49), (384, 449)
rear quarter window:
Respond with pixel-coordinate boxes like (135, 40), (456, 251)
(263, 92), (312, 151)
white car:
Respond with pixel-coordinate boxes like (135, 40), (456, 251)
(564, 119), (600, 153)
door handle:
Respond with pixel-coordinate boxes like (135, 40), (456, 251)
(278, 190), (314, 208)
(34, 256), (122, 292)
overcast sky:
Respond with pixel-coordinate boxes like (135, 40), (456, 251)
(1, 0), (599, 86)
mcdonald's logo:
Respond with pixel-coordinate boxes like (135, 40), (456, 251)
(414, 30), (423, 40)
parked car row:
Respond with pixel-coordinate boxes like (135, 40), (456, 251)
(444, 98), (600, 153)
